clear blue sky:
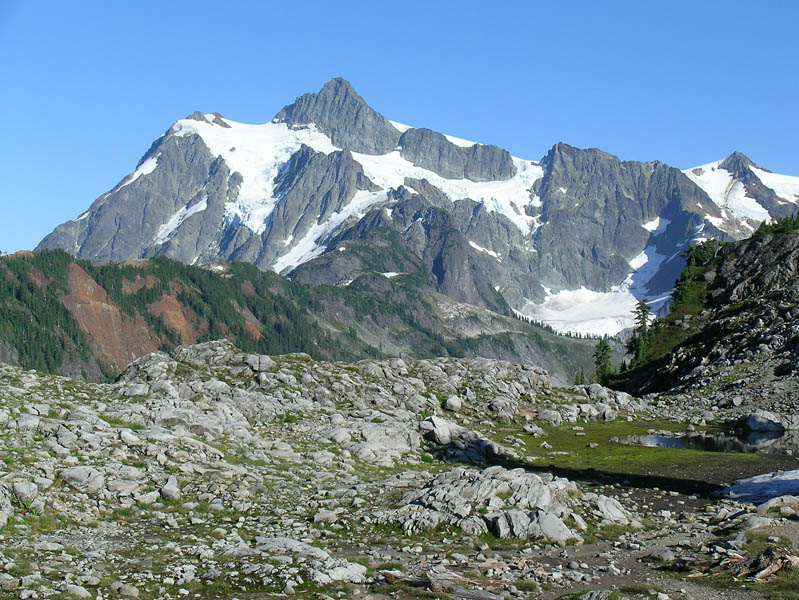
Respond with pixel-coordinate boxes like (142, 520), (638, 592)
(1, 0), (797, 252)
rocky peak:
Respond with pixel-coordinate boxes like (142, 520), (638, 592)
(272, 77), (401, 155)
(719, 151), (757, 176)
(398, 128), (516, 182)
(542, 142), (617, 168)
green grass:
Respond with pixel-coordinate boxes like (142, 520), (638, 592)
(708, 570), (799, 600)
(745, 531), (793, 556)
(495, 419), (761, 486)
(375, 583), (452, 599)
(100, 415), (145, 430)
(582, 522), (641, 545)
(756, 570), (799, 600)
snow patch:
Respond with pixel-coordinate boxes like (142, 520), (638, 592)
(381, 272), (401, 278)
(443, 133), (478, 148)
(642, 217), (660, 232)
(629, 252), (648, 270)
(154, 197), (208, 245)
(520, 278), (671, 337)
(520, 285), (640, 337)
(684, 160), (771, 224)
(522, 216), (672, 335)
(468, 240), (502, 261)
(76, 211), (89, 221)
(725, 469), (799, 504)
(354, 150), (544, 233)
(119, 154), (159, 189)
(271, 190), (388, 273)
(174, 114), (544, 242)
(173, 118), (338, 235)
(751, 166), (799, 203)
(629, 217), (672, 297)
(388, 120), (412, 134)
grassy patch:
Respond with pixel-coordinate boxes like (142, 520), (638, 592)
(745, 531), (793, 556)
(375, 583), (452, 599)
(101, 415), (144, 430)
(495, 419), (763, 491)
(708, 570), (799, 600)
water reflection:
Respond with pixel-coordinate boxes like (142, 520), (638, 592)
(612, 430), (795, 456)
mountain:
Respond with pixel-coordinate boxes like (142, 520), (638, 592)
(611, 219), (799, 408)
(0, 249), (600, 384)
(37, 78), (799, 336)
(684, 152), (799, 233)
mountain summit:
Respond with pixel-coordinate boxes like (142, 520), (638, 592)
(273, 77), (401, 155)
(37, 79), (799, 335)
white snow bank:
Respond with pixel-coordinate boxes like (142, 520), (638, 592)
(173, 114), (545, 254)
(684, 160), (771, 224)
(173, 117), (338, 235)
(271, 190), (388, 273)
(752, 166), (799, 203)
(119, 154), (159, 189)
(154, 197), (208, 245)
(642, 217), (660, 232)
(725, 469), (799, 504)
(520, 282), (640, 337)
(353, 150), (544, 233)
(468, 240), (502, 260)
(520, 215), (671, 336)
(387, 120), (412, 134)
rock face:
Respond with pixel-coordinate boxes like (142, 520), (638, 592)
(39, 131), (231, 266)
(398, 128), (516, 182)
(376, 465), (590, 545)
(620, 229), (799, 429)
(273, 77), (401, 155)
(530, 143), (719, 294)
(227, 145), (379, 270)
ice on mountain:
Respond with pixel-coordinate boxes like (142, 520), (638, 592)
(172, 117), (338, 236)
(154, 197), (208, 245)
(119, 154), (159, 189)
(752, 166), (799, 202)
(642, 217), (660, 232)
(468, 240), (502, 261)
(271, 190), (388, 273)
(684, 160), (771, 224)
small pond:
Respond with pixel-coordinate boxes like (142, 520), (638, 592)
(612, 430), (797, 456)
(612, 429), (799, 503)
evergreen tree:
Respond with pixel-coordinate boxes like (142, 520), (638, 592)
(626, 299), (652, 366)
(593, 337), (612, 383)
(633, 299), (652, 335)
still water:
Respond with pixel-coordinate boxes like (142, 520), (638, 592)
(613, 429), (799, 503)
(612, 430), (793, 456)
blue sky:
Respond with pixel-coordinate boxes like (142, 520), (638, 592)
(1, 0), (797, 252)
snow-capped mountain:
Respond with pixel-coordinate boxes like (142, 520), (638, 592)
(37, 78), (799, 336)
(684, 151), (799, 234)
